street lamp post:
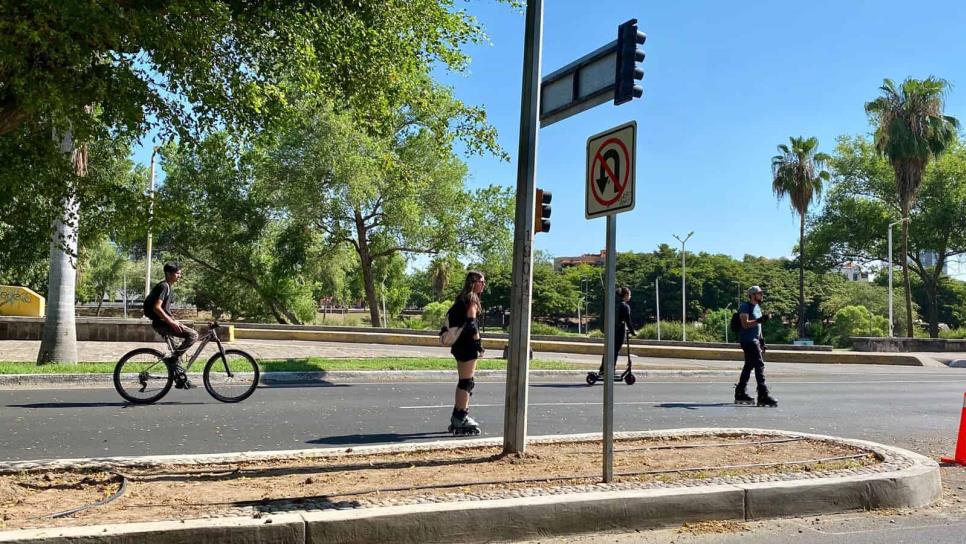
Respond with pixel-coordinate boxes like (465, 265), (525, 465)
(673, 232), (694, 341)
(888, 218), (910, 337)
(724, 302), (732, 343)
(655, 277), (660, 341)
(145, 146), (159, 297)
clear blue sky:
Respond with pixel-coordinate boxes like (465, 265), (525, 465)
(438, 0), (966, 266)
(134, 0), (966, 273)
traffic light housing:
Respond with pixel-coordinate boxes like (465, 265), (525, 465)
(535, 188), (552, 234)
(614, 18), (646, 105)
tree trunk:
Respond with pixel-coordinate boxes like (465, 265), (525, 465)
(798, 213), (806, 339)
(354, 210), (381, 327)
(37, 193), (79, 363)
(37, 129), (85, 364)
(901, 204), (914, 338)
(96, 292), (104, 317)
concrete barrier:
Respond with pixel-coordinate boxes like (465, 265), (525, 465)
(0, 318), (233, 343)
(234, 327), (921, 365)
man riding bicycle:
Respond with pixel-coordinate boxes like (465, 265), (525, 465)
(143, 261), (198, 388)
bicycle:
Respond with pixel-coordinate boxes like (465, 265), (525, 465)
(113, 321), (259, 404)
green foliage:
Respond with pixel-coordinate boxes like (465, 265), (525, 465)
(703, 308), (733, 343)
(76, 236), (127, 309)
(829, 305), (890, 347)
(634, 322), (718, 343)
(422, 301), (451, 329)
(810, 134), (966, 336)
(940, 328), (966, 339)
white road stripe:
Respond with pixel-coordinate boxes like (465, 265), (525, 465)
(400, 401), (717, 409)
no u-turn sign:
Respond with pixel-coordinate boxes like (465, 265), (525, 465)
(586, 121), (636, 219)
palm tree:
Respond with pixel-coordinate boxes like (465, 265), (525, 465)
(427, 258), (450, 301)
(772, 136), (830, 340)
(865, 77), (960, 337)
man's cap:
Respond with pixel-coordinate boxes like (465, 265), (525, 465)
(747, 285), (763, 295)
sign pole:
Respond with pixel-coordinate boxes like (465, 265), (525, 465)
(602, 214), (617, 482)
(503, 0), (543, 455)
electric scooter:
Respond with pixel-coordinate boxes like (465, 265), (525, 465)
(585, 331), (636, 385)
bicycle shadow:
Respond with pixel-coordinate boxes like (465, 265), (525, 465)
(7, 401), (207, 408)
(307, 431), (455, 446)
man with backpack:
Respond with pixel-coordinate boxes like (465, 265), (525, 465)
(733, 285), (778, 407)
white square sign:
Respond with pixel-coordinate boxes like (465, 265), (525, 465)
(585, 121), (636, 219)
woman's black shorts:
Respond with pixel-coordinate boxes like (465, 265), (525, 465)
(451, 340), (480, 363)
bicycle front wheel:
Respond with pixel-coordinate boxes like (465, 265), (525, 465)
(114, 348), (173, 404)
(203, 349), (260, 403)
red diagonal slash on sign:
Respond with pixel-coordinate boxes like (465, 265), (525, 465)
(590, 137), (630, 206)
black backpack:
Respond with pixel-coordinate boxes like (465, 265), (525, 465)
(729, 309), (742, 334)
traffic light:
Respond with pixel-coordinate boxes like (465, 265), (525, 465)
(535, 188), (552, 234)
(614, 18), (646, 105)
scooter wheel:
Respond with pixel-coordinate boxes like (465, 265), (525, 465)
(624, 373), (636, 385)
(585, 373), (598, 385)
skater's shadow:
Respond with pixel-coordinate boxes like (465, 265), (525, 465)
(307, 431), (455, 446)
(656, 402), (750, 410)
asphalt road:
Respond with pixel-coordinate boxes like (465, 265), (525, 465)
(2, 363), (964, 543)
(1, 366), (962, 461)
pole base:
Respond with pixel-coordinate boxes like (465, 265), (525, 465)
(940, 456), (966, 466)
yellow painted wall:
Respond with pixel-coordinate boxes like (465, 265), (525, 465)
(0, 286), (45, 317)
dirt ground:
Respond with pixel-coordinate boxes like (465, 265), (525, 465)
(0, 434), (877, 531)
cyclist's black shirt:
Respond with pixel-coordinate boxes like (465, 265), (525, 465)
(143, 281), (172, 322)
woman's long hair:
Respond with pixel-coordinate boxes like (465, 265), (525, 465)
(455, 270), (484, 311)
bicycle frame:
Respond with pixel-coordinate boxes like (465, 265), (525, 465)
(163, 323), (227, 373)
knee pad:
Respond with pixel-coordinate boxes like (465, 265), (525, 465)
(457, 377), (475, 395)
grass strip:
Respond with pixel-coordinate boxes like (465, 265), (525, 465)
(0, 357), (579, 374)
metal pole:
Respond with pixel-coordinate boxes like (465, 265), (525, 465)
(602, 214), (617, 482)
(888, 224), (893, 338)
(503, 0), (543, 455)
(673, 232), (693, 341)
(655, 278), (660, 341)
(123, 272), (128, 319)
(887, 218), (908, 337)
(577, 299), (582, 335)
(145, 146), (158, 297)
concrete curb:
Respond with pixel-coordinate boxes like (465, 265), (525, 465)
(0, 428), (941, 544)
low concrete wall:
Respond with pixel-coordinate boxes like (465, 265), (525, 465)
(852, 336), (966, 352)
(0, 317), (232, 342)
(231, 322), (833, 351)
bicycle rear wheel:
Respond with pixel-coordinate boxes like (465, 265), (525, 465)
(113, 348), (173, 404)
(203, 349), (259, 403)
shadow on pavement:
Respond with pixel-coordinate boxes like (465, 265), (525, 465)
(7, 401), (206, 408)
(308, 431), (454, 445)
(655, 402), (753, 410)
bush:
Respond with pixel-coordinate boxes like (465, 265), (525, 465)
(940, 328), (966, 339)
(634, 321), (718, 343)
(421, 301), (450, 328)
(829, 305), (889, 348)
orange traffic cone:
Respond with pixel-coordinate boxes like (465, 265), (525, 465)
(941, 393), (966, 466)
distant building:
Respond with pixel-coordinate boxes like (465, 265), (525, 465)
(834, 262), (871, 282)
(553, 251), (606, 272)
(916, 251), (948, 274)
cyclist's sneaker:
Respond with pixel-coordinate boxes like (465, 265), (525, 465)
(174, 377), (195, 390)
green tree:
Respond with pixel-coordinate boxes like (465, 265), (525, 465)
(771, 136), (830, 339)
(77, 236), (128, 316)
(810, 135), (966, 336)
(265, 100), (509, 327)
(1, 1), (505, 359)
(865, 77), (960, 336)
